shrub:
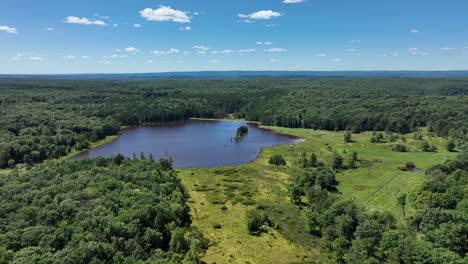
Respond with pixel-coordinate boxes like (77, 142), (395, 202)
(392, 144), (408, 152)
(405, 162), (416, 169)
(246, 209), (275, 234)
(269, 155), (286, 166)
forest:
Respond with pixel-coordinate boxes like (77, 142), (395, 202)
(0, 77), (467, 263)
(0, 78), (467, 169)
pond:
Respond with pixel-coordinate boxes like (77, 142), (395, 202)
(70, 119), (302, 168)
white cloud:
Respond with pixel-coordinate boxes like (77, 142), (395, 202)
(95, 14), (110, 20)
(179, 26), (192, 31)
(82, 56), (90, 59)
(193, 45), (209, 51)
(65, 16), (107, 26)
(316, 53), (327, 57)
(64, 55), (75, 59)
(12, 53), (47, 61)
(133, 24), (142, 28)
(147, 60), (153, 63)
(212, 50), (235, 54)
(349, 40), (361, 43)
(346, 49), (356, 52)
(43, 27), (55, 31)
(440, 47), (456, 51)
(115, 49), (122, 52)
(124, 47), (139, 53)
(197, 51), (206, 54)
(333, 58), (343, 62)
(210, 60), (221, 63)
(266, 48), (288, 52)
(238, 49), (256, 53)
(29, 56), (43, 61)
(112, 24), (118, 27)
(0, 26), (17, 34)
(270, 59), (280, 63)
(283, 0), (305, 3)
(98, 61), (111, 64)
(238, 10), (281, 21)
(151, 48), (180, 55)
(140, 6), (191, 23)
(465, 46), (468, 49)
(256, 41), (272, 45)
(408, 48), (428, 56)
(410, 29), (419, 33)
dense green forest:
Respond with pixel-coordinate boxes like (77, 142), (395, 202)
(0, 78), (467, 169)
(0, 78), (467, 263)
(0, 157), (207, 263)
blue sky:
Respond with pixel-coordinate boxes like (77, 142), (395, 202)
(1, 0), (468, 74)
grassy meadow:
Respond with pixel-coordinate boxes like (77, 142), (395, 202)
(177, 125), (455, 263)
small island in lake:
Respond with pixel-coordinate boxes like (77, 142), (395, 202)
(235, 125), (249, 139)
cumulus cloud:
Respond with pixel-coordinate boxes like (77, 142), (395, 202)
(65, 16), (107, 25)
(133, 24), (142, 28)
(29, 56), (43, 61)
(12, 53), (47, 61)
(256, 41), (272, 45)
(409, 29), (419, 33)
(316, 53), (327, 57)
(238, 10), (281, 22)
(270, 59), (280, 63)
(212, 50), (235, 54)
(64, 55), (75, 59)
(0, 26), (17, 34)
(193, 45), (209, 51)
(43, 27), (55, 31)
(124, 47), (139, 53)
(266, 48), (288, 52)
(283, 0), (305, 3)
(408, 48), (428, 56)
(238, 49), (256, 53)
(179, 26), (192, 31)
(151, 48), (180, 55)
(140, 6), (191, 23)
(333, 58), (343, 62)
(147, 60), (153, 63)
(440, 47), (456, 51)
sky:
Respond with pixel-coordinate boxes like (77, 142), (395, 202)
(1, 0), (468, 74)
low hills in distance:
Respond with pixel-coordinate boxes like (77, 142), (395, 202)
(2, 70), (468, 79)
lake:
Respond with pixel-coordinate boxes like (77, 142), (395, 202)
(70, 119), (302, 168)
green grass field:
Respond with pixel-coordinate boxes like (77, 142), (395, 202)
(177, 125), (456, 263)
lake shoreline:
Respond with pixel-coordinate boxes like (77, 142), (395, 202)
(66, 118), (303, 168)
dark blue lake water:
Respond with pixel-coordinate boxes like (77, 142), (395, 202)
(70, 119), (301, 168)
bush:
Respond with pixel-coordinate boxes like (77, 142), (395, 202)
(392, 144), (408, 152)
(246, 209), (275, 234)
(405, 162), (416, 169)
(269, 155), (286, 166)
(446, 141), (456, 152)
(212, 223), (222, 229)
